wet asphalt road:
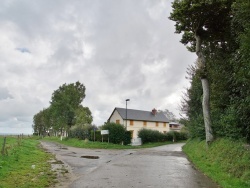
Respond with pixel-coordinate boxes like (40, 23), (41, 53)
(41, 141), (218, 188)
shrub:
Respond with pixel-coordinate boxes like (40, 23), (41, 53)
(90, 130), (108, 142)
(102, 122), (130, 145)
(138, 129), (165, 143)
(68, 125), (92, 140)
(123, 131), (132, 145)
(138, 129), (188, 144)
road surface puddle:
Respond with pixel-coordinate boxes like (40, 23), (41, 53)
(81, 156), (99, 159)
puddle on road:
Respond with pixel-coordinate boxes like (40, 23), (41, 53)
(60, 147), (68, 150)
(81, 156), (99, 159)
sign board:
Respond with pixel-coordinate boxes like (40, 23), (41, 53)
(101, 130), (109, 135)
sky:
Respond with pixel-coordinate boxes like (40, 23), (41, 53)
(0, 0), (196, 134)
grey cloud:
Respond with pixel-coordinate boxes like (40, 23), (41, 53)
(0, 0), (196, 133)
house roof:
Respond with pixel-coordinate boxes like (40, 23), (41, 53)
(108, 107), (169, 123)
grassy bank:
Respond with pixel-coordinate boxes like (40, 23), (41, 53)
(0, 136), (57, 188)
(183, 138), (250, 188)
(41, 136), (179, 149)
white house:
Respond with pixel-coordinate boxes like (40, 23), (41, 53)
(108, 107), (169, 138)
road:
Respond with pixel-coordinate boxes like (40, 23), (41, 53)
(40, 141), (218, 188)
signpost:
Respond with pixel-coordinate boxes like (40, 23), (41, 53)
(101, 130), (109, 143)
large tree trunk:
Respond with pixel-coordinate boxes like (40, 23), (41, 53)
(195, 34), (214, 144)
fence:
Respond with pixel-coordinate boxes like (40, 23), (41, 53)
(1, 135), (24, 156)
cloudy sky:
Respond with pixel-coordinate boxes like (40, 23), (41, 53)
(0, 0), (196, 134)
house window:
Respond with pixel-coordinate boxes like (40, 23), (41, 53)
(130, 120), (134, 126)
(116, 120), (120, 124)
(156, 122), (158, 127)
(163, 122), (166, 127)
(143, 121), (147, 127)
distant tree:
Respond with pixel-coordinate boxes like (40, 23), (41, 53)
(33, 108), (51, 136)
(158, 109), (176, 122)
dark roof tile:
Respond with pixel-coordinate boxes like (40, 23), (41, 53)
(114, 107), (169, 122)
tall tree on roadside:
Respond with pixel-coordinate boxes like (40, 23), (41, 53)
(50, 81), (86, 134)
(169, 0), (234, 144)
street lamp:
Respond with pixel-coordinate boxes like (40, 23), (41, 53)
(125, 99), (130, 130)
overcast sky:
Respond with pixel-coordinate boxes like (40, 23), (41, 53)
(0, 0), (196, 134)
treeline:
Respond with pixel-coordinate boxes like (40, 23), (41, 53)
(33, 81), (94, 136)
(170, 0), (250, 142)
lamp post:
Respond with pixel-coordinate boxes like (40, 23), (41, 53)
(125, 99), (130, 130)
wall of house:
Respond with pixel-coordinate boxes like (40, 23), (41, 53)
(109, 110), (124, 125)
(109, 109), (170, 138)
(127, 120), (170, 138)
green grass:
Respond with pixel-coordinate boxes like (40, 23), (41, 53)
(41, 136), (181, 149)
(0, 136), (57, 188)
(183, 138), (250, 188)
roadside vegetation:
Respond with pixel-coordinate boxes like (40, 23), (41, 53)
(0, 136), (57, 188)
(41, 136), (181, 149)
(170, 1), (250, 187)
(183, 138), (250, 188)
(138, 128), (188, 143)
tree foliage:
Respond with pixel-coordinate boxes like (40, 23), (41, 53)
(169, 0), (235, 144)
(33, 81), (93, 137)
(101, 122), (131, 145)
(158, 109), (177, 122)
(177, 0), (250, 142)
(169, 0), (234, 52)
(50, 81), (86, 130)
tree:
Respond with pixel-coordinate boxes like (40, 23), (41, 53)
(158, 109), (176, 122)
(180, 66), (205, 139)
(230, 0), (250, 142)
(50, 81), (86, 134)
(169, 0), (234, 144)
(102, 122), (131, 145)
(33, 108), (51, 136)
(74, 105), (93, 126)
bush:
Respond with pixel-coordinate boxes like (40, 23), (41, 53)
(138, 129), (165, 143)
(123, 131), (132, 145)
(90, 130), (108, 142)
(68, 125), (92, 140)
(101, 122), (130, 145)
(138, 129), (188, 144)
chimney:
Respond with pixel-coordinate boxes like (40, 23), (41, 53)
(152, 108), (157, 116)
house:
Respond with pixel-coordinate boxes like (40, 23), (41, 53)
(108, 107), (169, 138)
(169, 122), (182, 131)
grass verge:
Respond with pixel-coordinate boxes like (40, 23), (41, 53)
(183, 138), (250, 188)
(41, 136), (182, 149)
(0, 136), (57, 188)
